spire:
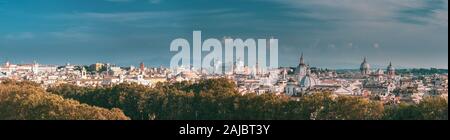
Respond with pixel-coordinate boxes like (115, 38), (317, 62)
(363, 57), (367, 63)
(389, 61), (392, 67)
(300, 52), (305, 65)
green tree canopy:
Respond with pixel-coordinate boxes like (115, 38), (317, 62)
(0, 81), (129, 120)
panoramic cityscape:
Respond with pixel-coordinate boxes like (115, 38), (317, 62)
(0, 54), (447, 105)
(0, 0), (448, 123)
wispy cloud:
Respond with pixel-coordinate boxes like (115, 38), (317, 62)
(50, 8), (241, 23)
(4, 32), (35, 40)
(269, 0), (448, 27)
(53, 11), (178, 22)
(1, 0), (447, 68)
(105, 0), (163, 4)
(105, 0), (134, 2)
(48, 26), (94, 41)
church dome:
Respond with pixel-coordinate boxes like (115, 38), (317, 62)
(387, 62), (396, 77)
(295, 64), (307, 74)
(387, 62), (395, 71)
(360, 57), (370, 70)
(294, 53), (308, 75)
(299, 74), (319, 88)
(360, 57), (371, 75)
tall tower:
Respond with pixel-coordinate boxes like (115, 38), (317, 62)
(360, 57), (371, 76)
(106, 63), (111, 77)
(256, 62), (260, 75)
(282, 68), (287, 80)
(140, 62), (145, 73)
(81, 67), (87, 79)
(300, 52), (305, 66)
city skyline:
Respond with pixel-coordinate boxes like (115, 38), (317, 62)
(0, 55), (446, 71)
(0, 0), (448, 69)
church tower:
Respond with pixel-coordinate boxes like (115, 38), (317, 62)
(139, 62), (145, 74)
(81, 67), (87, 79)
(282, 68), (287, 80)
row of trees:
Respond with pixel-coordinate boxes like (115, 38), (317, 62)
(396, 68), (448, 75)
(0, 80), (129, 120)
(384, 97), (448, 120)
(46, 78), (448, 120)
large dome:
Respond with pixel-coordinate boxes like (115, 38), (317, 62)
(360, 57), (370, 70)
(299, 74), (319, 88)
(387, 62), (395, 71)
(294, 53), (308, 75)
(387, 62), (396, 77)
(360, 57), (371, 75)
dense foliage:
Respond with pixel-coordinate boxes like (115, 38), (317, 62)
(384, 97), (448, 120)
(0, 80), (129, 120)
(1, 78), (446, 120)
(396, 68), (448, 75)
(44, 78), (448, 120)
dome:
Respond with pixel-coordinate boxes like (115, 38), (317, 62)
(295, 64), (307, 74)
(362, 63), (370, 69)
(299, 74), (319, 88)
(387, 62), (396, 77)
(387, 62), (395, 71)
(360, 57), (370, 70)
(360, 57), (371, 75)
(294, 53), (308, 75)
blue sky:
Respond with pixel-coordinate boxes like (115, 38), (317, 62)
(0, 0), (448, 69)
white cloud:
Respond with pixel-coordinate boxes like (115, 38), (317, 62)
(55, 11), (177, 22)
(51, 9), (235, 23)
(49, 26), (94, 41)
(269, 0), (447, 27)
(373, 43), (380, 49)
(4, 32), (35, 40)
